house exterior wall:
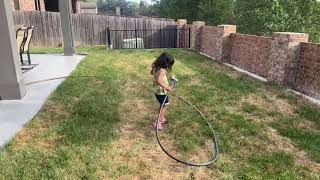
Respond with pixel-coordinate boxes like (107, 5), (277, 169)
(12, 0), (45, 11)
(76, 1), (98, 14)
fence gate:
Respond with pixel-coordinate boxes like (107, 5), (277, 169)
(107, 28), (191, 49)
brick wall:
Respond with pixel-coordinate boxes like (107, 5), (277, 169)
(200, 26), (221, 59)
(19, 0), (35, 11)
(294, 42), (320, 99)
(194, 22), (320, 100)
(229, 34), (272, 78)
(13, 0), (45, 11)
(199, 25), (235, 62)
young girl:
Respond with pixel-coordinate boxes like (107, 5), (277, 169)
(151, 52), (175, 130)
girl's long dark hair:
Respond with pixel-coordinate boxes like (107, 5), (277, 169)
(151, 52), (175, 75)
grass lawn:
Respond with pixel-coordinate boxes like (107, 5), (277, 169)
(1, 47), (319, 179)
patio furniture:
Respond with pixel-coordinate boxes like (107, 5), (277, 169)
(16, 26), (37, 72)
(16, 26), (35, 65)
(122, 38), (145, 49)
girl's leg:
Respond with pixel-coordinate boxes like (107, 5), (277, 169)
(160, 105), (168, 123)
(154, 105), (165, 130)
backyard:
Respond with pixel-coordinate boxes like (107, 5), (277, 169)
(0, 47), (319, 179)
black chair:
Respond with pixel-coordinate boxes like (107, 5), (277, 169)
(16, 26), (37, 72)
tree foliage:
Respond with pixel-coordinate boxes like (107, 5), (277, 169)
(155, 0), (201, 22)
(154, 0), (320, 42)
(96, 0), (319, 42)
(235, 0), (320, 42)
(198, 0), (235, 25)
(97, 0), (159, 17)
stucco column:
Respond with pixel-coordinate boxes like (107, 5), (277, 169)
(268, 32), (309, 85)
(59, 0), (75, 56)
(191, 21), (205, 51)
(0, 0), (26, 100)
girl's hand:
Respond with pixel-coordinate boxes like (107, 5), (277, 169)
(167, 86), (174, 92)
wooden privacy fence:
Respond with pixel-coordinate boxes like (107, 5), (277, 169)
(108, 28), (191, 49)
(13, 11), (177, 47)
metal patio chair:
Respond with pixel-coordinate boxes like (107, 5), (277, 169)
(16, 26), (37, 72)
(16, 26), (35, 65)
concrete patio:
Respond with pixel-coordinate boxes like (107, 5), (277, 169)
(0, 54), (85, 147)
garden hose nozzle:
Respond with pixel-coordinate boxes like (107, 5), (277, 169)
(171, 75), (178, 88)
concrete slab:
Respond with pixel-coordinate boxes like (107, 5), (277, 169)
(0, 54), (85, 147)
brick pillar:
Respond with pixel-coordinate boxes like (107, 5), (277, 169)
(11, 0), (15, 11)
(217, 25), (236, 63)
(177, 19), (187, 48)
(40, 0), (46, 11)
(116, 7), (121, 16)
(268, 32), (309, 85)
(76, 0), (81, 14)
(20, 0), (36, 11)
(191, 21), (205, 51)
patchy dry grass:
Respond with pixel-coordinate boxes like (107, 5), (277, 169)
(0, 47), (319, 179)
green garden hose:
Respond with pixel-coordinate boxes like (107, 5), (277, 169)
(26, 76), (220, 167)
(155, 80), (220, 167)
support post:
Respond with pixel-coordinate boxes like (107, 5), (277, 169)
(0, 0), (26, 100)
(188, 27), (191, 48)
(135, 28), (138, 49)
(106, 28), (111, 49)
(59, 0), (75, 56)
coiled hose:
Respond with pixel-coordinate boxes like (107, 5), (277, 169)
(26, 76), (220, 166)
(155, 80), (220, 167)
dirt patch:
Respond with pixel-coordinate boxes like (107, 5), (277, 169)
(113, 61), (134, 72)
(241, 93), (295, 117)
(297, 121), (319, 133)
(266, 127), (320, 173)
(188, 76), (204, 87)
(12, 121), (63, 151)
(94, 80), (104, 85)
(11, 100), (67, 151)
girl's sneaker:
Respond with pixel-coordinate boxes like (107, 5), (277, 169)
(154, 122), (163, 130)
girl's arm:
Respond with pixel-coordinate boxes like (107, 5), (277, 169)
(156, 69), (173, 92)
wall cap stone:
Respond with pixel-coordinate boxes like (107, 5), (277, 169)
(273, 32), (308, 35)
(218, 24), (236, 27)
(192, 21), (205, 26)
(177, 19), (187, 24)
(272, 32), (309, 42)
